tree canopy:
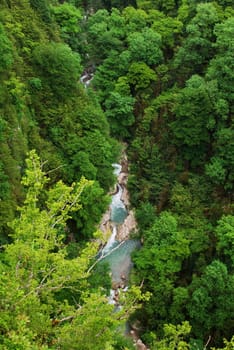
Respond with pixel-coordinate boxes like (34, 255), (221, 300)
(0, 0), (233, 348)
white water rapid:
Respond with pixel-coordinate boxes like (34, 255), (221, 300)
(102, 225), (117, 254)
(112, 163), (122, 176)
(80, 72), (93, 88)
(80, 66), (94, 88)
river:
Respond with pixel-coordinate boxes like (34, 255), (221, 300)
(99, 161), (140, 303)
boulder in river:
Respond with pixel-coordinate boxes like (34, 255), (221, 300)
(118, 172), (128, 186)
(112, 282), (120, 290)
(117, 210), (137, 241)
(136, 339), (148, 350)
(121, 186), (130, 207)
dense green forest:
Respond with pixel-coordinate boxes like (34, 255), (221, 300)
(0, 0), (233, 348)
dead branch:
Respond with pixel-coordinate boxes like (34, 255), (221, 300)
(87, 240), (126, 273)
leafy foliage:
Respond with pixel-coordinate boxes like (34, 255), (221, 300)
(0, 151), (147, 349)
(0, 0), (233, 348)
(0, 22), (13, 72)
(33, 42), (82, 99)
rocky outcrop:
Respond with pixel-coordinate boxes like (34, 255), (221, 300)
(118, 172), (128, 187)
(116, 153), (137, 240)
(117, 210), (137, 241)
(130, 330), (149, 350)
(136, 339), (148, 350)
(120, 152), (128, 173)
(120, 186), (130, 207)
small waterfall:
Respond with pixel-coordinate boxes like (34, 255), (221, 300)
(108, 289), (116, 305)
(80, 72), (93, 88)
(102, 225), (117, 254)
(112, 163), (122, 176)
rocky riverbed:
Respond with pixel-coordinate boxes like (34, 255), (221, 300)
(99, 153), (137, 242)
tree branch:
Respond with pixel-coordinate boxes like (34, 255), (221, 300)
(87, 240), (125, 273)
(204, 335), (211, 349)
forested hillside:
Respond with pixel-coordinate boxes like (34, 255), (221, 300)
(0, 0), (233, 349)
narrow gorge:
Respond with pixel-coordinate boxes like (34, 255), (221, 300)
(99, 152), (139, 293)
